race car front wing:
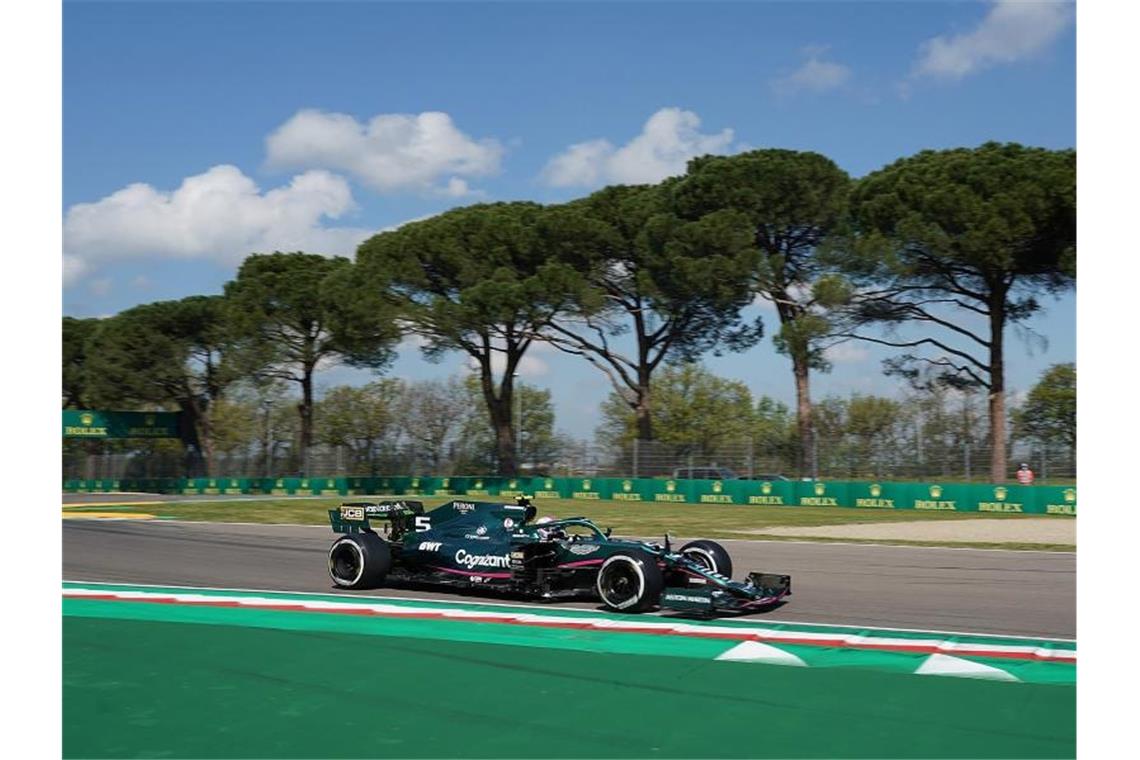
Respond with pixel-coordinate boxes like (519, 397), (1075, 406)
(660, 571), (792, 614)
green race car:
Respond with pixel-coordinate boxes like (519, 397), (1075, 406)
(328, 496), (791, 614)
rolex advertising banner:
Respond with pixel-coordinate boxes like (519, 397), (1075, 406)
(63, 410), (180, 439)
(61, 473), (1076, 514)
(567, 477), (611, 500)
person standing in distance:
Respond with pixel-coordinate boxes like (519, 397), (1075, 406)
(1016, 463), (1035, 485)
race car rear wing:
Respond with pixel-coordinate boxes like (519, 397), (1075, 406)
(328, 500), (424, 536)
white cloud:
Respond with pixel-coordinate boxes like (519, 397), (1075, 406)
(88, 277), (112, 297)
(823, 342), (870, 364)
(265, 109), (503, 195)
(772, 48), (852, 95)
(912, 0), (1073, 81)
(465, 352), (549, 379)
(541, 107), (734, 188)
(63, 165), (375, 285)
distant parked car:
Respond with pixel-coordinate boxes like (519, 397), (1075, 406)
(740, 474), (791, 482)
(671, 467), (739, 480)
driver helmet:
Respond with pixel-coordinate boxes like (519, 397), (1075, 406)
(534, 515), (560, 539)
(1020, 463), (1030, 469)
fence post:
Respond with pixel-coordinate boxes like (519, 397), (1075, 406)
(632, 438), (639, 479)
(1041, 443), (1048, 481)
(964, 440), (971, 481)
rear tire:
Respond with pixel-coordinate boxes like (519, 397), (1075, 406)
(596, 550), (664, 613)
(328, 533), (392, 589)
(679, 539), (733, 580)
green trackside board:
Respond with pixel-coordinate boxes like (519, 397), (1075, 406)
(63, 584), (1075, 759)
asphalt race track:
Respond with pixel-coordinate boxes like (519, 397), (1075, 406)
(62, 518), (1075, 639)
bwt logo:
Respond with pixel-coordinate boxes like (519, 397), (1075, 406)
(418, 542), (442, 552)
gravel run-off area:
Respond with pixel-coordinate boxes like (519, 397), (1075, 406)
(746, 517), (1075, 545)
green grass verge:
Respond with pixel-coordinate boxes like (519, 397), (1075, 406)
(65, 615), (1075, 758)
(63, 494), (1074, 550)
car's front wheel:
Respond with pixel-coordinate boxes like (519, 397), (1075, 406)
(328, 533), (391, 589)
(679, 539), (734, 580)
(596, 550), (664, 612)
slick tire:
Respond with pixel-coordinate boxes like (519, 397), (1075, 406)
(679, 539), (734, 580)
(596, 550), (664, 613)
(328, 532), (392, 589)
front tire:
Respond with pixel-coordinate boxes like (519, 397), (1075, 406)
(596, 550), (664, 613)
(679, 539), (733, 580)
(328, 533), (392, 589)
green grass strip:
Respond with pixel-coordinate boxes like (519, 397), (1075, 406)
(64, 615), (1075, 759)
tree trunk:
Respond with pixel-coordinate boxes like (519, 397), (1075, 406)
(793, 354), (815, 479)
(477, 361), (517, 476)
(634, 379), (653, 442)
(988, 303), (1007, 483)
(198, 403), (215, 478)
(299, 370), (314, 476)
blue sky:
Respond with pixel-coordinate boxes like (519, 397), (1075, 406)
(62, 1), (1076, 438)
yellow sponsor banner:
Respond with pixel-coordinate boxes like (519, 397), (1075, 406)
(978, 502), (1024, 513)
(914, 500), (957, 510)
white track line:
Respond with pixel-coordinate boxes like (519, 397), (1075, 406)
(62, 578), (1076, 644)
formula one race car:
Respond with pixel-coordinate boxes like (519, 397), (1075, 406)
(326, 497), (791, 614)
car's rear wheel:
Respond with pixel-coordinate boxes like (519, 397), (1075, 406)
(328, 533), (391, 589)
(679, 539), (733, 581)
(596, 550), (663, 612)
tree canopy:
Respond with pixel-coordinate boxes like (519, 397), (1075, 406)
(224, 251), (398, 472)
(673, 149), (852, 476)
(353, 202), (578, 474)
(838, 142), (1075, 480)
(1016, 363), (1076, 450)
(540, 182), (762, 442)
(83, 295), (235, 472)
